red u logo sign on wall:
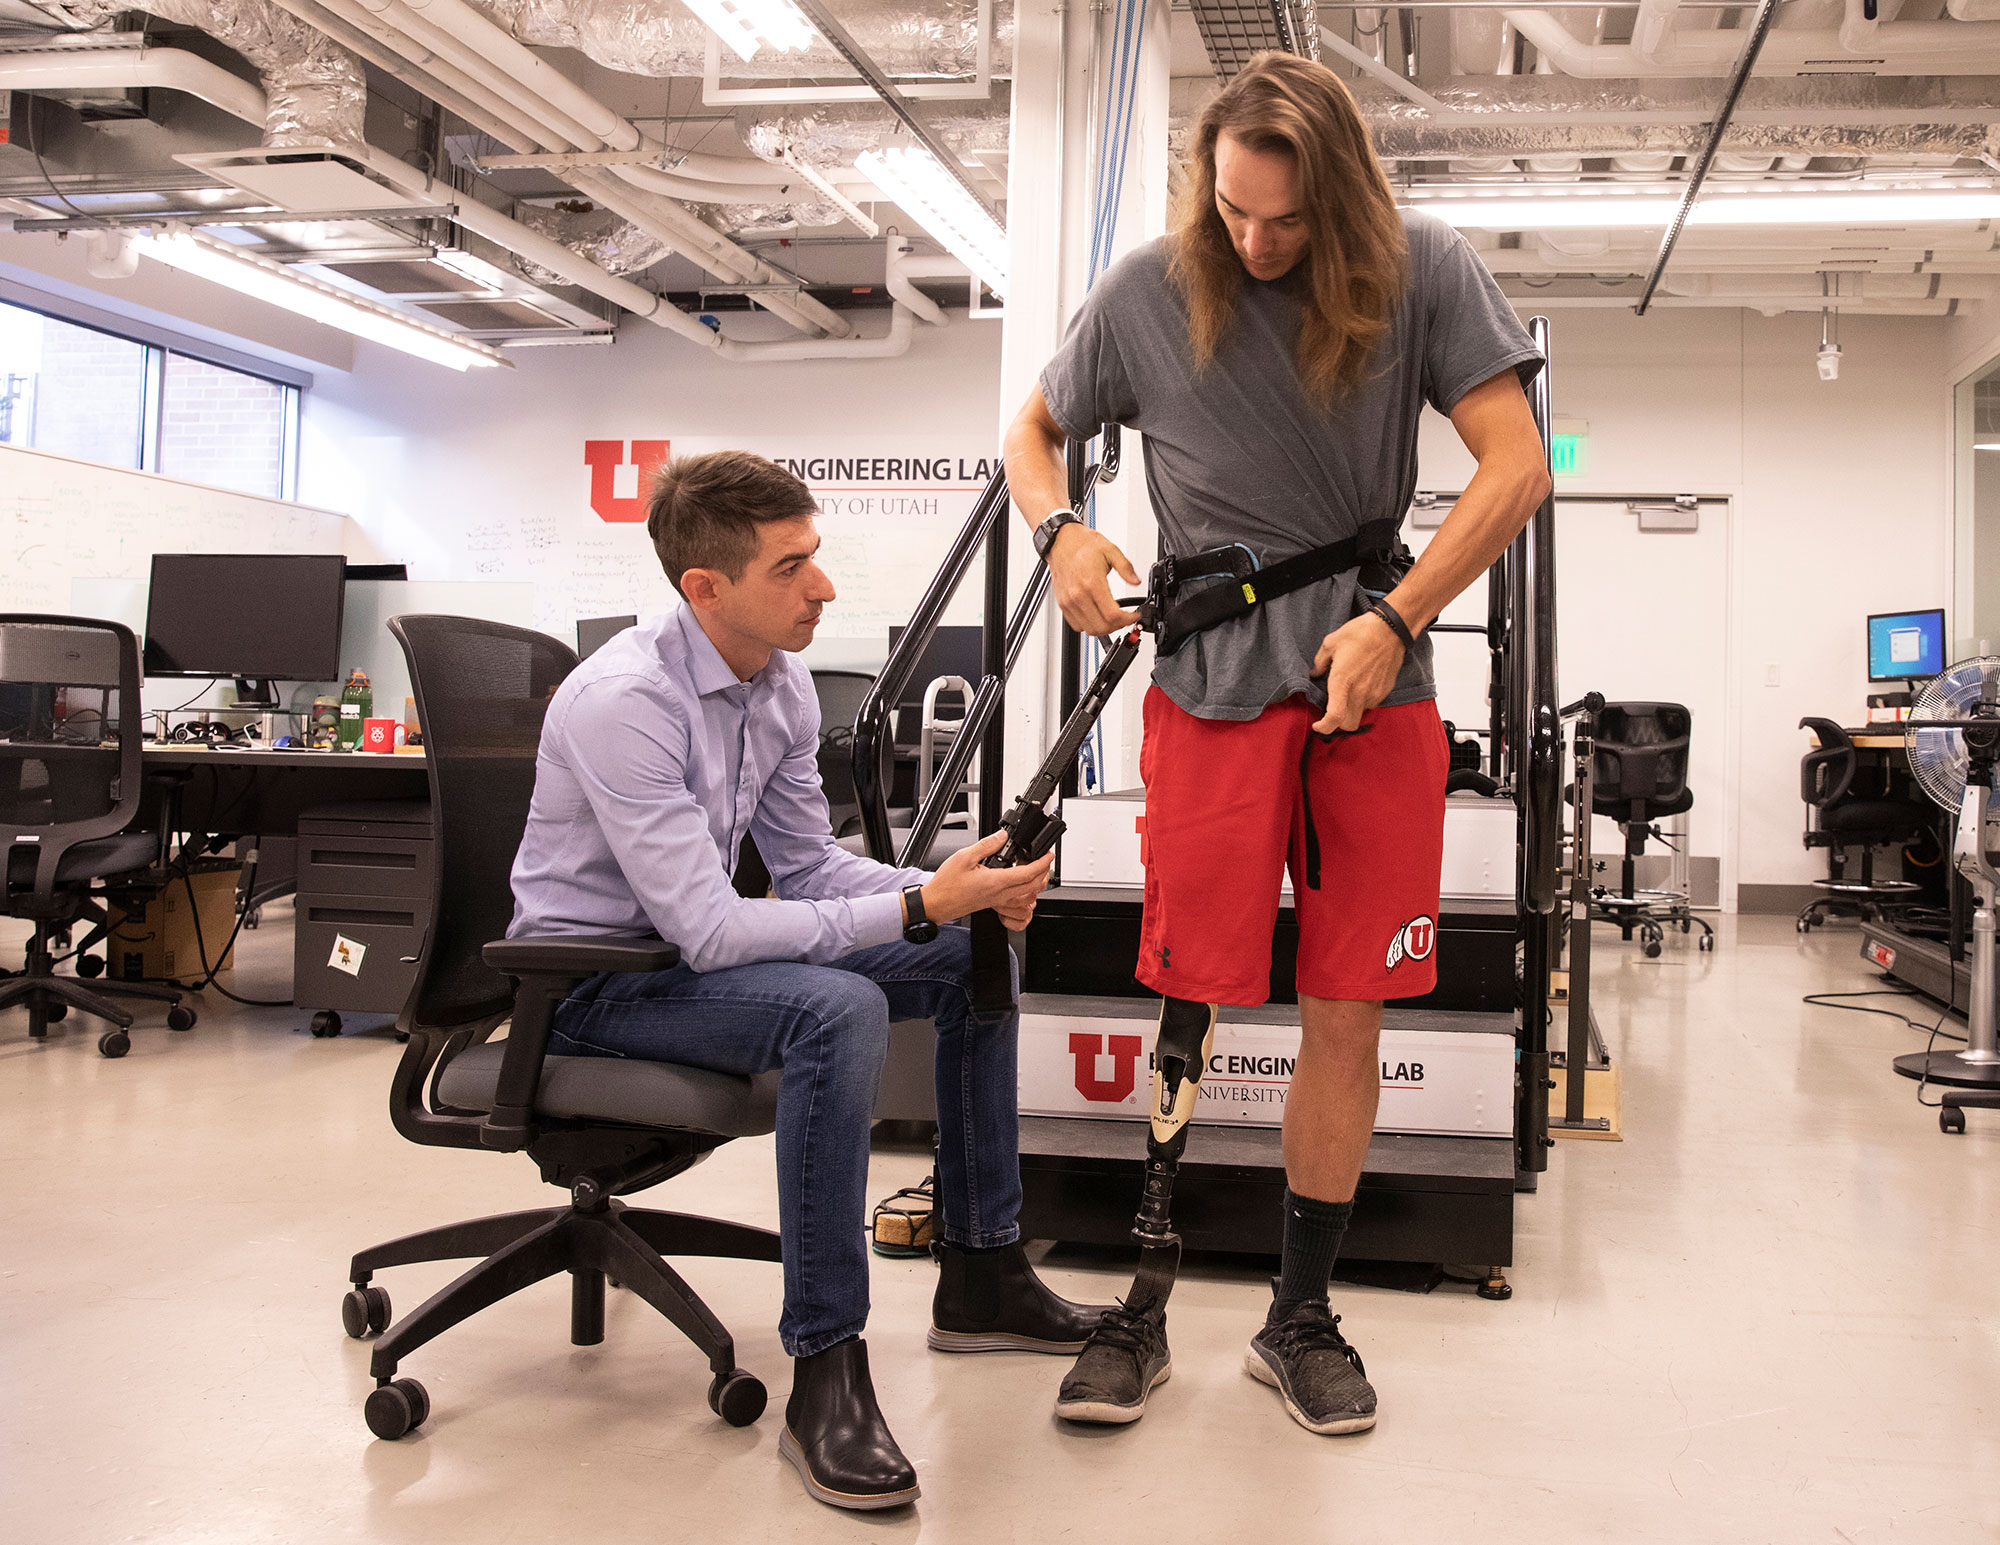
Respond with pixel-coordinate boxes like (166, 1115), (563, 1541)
(583, 440), (670, 523)
(1070, 1033), (1145, 1103)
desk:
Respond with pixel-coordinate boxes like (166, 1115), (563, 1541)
(140, 745), (430, 837)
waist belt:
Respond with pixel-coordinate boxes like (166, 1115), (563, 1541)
(1148, 518), (1410, 658)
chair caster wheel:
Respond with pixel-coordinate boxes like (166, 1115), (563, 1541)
(364, 1378), (430, 1440)
(97, 1030), (129, 1058)
(76, 955), (104, 978)
(310, 1011), (342, 1038)
(1942, 1107), (1967, 1135)
(167, 1004), (197, 1032)
(1643, 938), (1662, 959)
(342, 1284), (392, 1338)
(47, 1002), (68, 1022)
(1698, 935), (1714, 952)
(1797, 918), (1810, 933)
(707, 1369), (767, 1427)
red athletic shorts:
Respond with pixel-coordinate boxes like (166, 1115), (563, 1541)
(1134, 687), (1449, 1005)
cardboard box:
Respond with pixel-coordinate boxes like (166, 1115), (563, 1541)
(107, 861), (241, 984)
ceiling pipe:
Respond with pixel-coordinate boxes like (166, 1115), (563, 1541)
(1503, 7), (2000, 75)
(713, 238), (943, 361)
(0, 46), (736, 353)
(1630, 0), (1683, 60)
(266, 0), (851, 334)
(273, 0), (542, 150)
(0, 41), (267, 122)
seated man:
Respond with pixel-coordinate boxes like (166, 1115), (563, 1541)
(508, 450), (1102, 1512)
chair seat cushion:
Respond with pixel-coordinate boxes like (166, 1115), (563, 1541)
(1591, 786), (1693, 821)
(1820, 799), (1927, 839)
(6, 831), (158, 890)
(436, 1041), (781, 1138)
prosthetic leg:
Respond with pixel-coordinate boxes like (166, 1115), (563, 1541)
(1123, 996), (1219, 1316)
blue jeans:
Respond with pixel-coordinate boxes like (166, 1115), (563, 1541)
(548, 925), (1023, 1357)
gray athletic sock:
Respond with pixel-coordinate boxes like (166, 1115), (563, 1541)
(1269, 1188), (1354, 1318)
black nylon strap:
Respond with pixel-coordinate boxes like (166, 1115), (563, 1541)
(1154, 518), (1405, 657)
(1368, 596), (1415, 650)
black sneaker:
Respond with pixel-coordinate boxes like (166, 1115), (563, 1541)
(1052, 1303), (1171, 1425)
(1244, 1300), (1377, 1435)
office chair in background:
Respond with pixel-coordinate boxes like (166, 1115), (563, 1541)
(340, 614), (780, 1442)
(1586, 702), (1715, 957)
(810, 668), (875, 838)
(0, 615), (192, 1057)
(1796, 717), (1926, 932)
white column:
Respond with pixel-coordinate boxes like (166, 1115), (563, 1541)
(997, 0), (1174, 804)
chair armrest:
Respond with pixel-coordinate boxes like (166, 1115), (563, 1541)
(483, 935), (680, 977)
(476, 935), (678, 1151)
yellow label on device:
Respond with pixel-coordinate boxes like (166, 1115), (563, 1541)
(1242, 583), (1258, 604)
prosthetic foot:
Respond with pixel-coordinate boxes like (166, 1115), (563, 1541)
(1054, 997), (1217, 1425)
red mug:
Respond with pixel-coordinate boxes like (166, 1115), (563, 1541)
(362, 717), (397, 753)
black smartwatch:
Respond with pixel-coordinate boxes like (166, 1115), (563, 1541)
(1032, 508), (1084, 562)
(901, 884), (938, 944)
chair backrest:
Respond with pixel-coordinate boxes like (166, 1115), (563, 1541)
(1590, 702), (1692, 816)
(0, 614), (143, 900)
(390, 614), (577, 1030)
(1798, 716), (1856, 810)
(811, 669), (875, 824)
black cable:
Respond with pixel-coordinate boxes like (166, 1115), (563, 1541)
(158, 679), (222, 716)
(1802, 989), (1967, 1043)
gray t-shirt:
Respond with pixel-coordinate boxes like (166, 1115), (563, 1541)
(1039, 211), (1543, 721)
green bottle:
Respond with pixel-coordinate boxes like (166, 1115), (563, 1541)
(337, 668), (373, 751)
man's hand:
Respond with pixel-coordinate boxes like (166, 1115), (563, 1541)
(1311, 610), (1405, 734)
(1047, 522), (1142, 638)
(921, 828), (1056, 933)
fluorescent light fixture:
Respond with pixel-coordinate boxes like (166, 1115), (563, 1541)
(682, 0), (816, 61)
(133, 229), (509, 371)
(1410, 191), (2000, 232)
(855, 147), (1008, 299)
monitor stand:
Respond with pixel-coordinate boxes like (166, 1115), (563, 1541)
(232, 678), (281, 709)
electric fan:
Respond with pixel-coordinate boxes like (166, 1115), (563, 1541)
(1897, 657), (2000, 1119)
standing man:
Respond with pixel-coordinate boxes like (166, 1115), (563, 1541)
(509, 451), (1104, 1510)
(1004, 52), (1550, 1434)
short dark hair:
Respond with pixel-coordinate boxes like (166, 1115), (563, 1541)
(646, 450), (818, 596)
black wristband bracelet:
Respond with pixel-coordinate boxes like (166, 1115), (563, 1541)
(1368, 597), (1415, 651)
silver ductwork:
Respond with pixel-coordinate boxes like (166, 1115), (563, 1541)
(40, 0), (366, 147)
(737, 101), (1007, 172)
(513, 198), (677, 280)
(470, 0), (1010, 81)
(1360, 78), (2000, 162)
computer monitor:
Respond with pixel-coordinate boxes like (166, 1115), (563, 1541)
(576, 615), (637, 659)
(143, 553), (347, 707)
(1867, 607), (1946, 683)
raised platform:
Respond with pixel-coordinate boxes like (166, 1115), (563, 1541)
(1017, 1116), (1517, 1268)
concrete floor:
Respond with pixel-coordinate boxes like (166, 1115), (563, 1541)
(3, 908), (1996, 1544)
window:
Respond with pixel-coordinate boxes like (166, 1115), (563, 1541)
(0, 299), (300, 499)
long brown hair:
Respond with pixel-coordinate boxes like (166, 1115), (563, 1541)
(1168, 52), (1408, 400)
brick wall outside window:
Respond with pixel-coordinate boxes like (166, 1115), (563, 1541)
(31, 319), (148, 469)
(158, 354), (286, 498)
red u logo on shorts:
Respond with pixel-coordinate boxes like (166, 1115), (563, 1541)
(1386, 916), (1436, 971)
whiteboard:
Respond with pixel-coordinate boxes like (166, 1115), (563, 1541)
(3, 442), (366, 615)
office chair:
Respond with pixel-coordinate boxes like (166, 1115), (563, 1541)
(1586, 702), (1714, 957)
(1796, 717), (1926, 933)
(0, 615), (192, 1058)
(810, 668), (875, 837)
(340, 614), (781, 1442)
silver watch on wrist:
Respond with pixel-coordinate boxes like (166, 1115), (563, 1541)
(1032, 508), (1084, 562)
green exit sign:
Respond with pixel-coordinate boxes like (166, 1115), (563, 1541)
(1552, 433), (1585, 476)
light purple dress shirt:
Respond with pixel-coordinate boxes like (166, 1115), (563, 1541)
(508, 606), (930, 973)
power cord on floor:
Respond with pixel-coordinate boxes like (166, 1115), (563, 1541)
(1800, 988), (1967, 1108)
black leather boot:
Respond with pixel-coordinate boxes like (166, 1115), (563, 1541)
(928, 1242), (1113, 1353)
(778, 1338), (919, 1511)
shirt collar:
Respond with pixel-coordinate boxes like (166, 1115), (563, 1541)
(671, 603), (769, 699)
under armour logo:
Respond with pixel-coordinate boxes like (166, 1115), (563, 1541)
(1158, 944), (1172, 970)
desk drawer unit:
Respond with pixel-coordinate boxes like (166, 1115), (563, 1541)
(294, 800), (433, 1018)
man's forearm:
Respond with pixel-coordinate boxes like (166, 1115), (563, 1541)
(1004, 413), (1071, 534)
(1383, 453), (1550, 634)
